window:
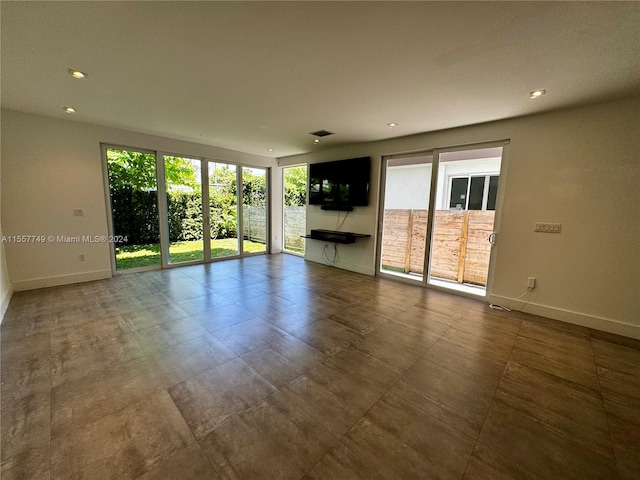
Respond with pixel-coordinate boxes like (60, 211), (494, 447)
(448, 175), (499, 211)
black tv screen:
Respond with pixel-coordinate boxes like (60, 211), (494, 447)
(308, 157), (370, 208)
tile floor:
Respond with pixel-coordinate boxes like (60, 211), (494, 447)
(1, 254), (638, 479)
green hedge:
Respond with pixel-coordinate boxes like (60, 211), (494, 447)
(110, 188), (237, 246)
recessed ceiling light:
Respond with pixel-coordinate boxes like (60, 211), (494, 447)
(268, 149), (274, 152)
(313, 139), (320, 144)
(68, 69), (87, 79)
(63, 106), (76, 114)
(530, 89), (546, 99)
(387, 122), (398, 128)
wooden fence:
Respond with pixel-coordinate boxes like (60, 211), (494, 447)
(381, 209), (495, 286)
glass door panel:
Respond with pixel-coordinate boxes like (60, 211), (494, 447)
(468, 176), (485, 210)
(379, 154), (433, 281)
(428, 146), (502, 295)
(283, 165), (307, 255)
(242, 167), (268, 254)
(449, 178), (469, 209)
(487, 175), (499, 210)
(164, 156), (204, 264)
(106, 147), (161, 270)
(208, 161), (239, 258)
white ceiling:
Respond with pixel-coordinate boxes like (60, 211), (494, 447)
(1, 1), (638, 158)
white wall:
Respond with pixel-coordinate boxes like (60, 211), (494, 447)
(1, 109), (278, 290)
(281, 97), (640, 338)
(0, 232), (11, 321)
(0, 142), (13, 321)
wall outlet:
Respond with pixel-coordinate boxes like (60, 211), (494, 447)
(73, 209), (84, 217)
(527, 276), (536, 289)
(79, 254), (85, 262)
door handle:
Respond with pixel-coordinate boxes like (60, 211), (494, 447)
(488, 232), (496, 245)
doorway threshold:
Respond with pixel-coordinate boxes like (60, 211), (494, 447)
(379, 269), (486, 297)
(429, 277), (486, 296)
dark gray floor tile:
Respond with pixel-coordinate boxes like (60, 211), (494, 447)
(392, 359), (496, 438)
(477, 402), (618, 480)
(51, 391), (194, 480)
(343, 392), (476, 480)
(283, 363), (383, 437)
(135, 444), (220, 480)
(290, 319), (362, 356)
(213, 318), (288, 355)
(199, 391), (335, 480)
(302, 442), (385, 480)
(510, 334), (600, 390)
(495, 361), (610, 446)
(168, 358), (276, 439)
(0, 443), (51, 480)
(1, 392), (50, 462)
(240, 334), (325, 388)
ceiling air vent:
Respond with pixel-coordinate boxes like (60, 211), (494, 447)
(310, 130), (334, 137)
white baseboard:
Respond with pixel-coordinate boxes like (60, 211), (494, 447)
(1, 286), (13, 323)
(12, 270), (113, 292)
(489, 294), (640, 339)
(305, 254), (375, 276)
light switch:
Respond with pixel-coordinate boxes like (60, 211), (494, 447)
(535, 222), (561, 233)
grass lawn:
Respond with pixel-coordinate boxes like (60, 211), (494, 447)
(115, 238), (265, 270)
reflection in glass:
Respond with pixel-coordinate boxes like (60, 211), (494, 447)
(165, 156), (204, 264)
(208, 162), (239, 258)
(242, 167), (268, 254)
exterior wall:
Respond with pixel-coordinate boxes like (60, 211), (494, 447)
(384, 164), (432, 209)
(435, 157), (502, 210)
(384, 157), (501, 210)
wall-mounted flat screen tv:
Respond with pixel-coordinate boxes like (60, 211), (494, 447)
(308, 156), (370, 210)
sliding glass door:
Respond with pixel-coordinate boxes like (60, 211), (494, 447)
(283, 165), (307, 255)
(208, 161), (239, 259)
(428, 147), (502, 295)
(104, 145), (269, 272)
(164, 156), (204, 264)
(105, 147), (162, 271)
(242, 167), (268, 254)
(378, 143), (505, 297)
(379, 153), (433, 281)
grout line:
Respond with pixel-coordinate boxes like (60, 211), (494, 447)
(460, 316), (524, 478)
(301, 304), (463, 476)
(48, 327), (53, 478)
(589, 334), (621, 476)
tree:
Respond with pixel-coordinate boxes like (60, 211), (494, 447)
(209, 165), (238, 239)
(284, 166), (307, 206)
(107, 149), (197, 191)
(242, 169), (267, 206)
